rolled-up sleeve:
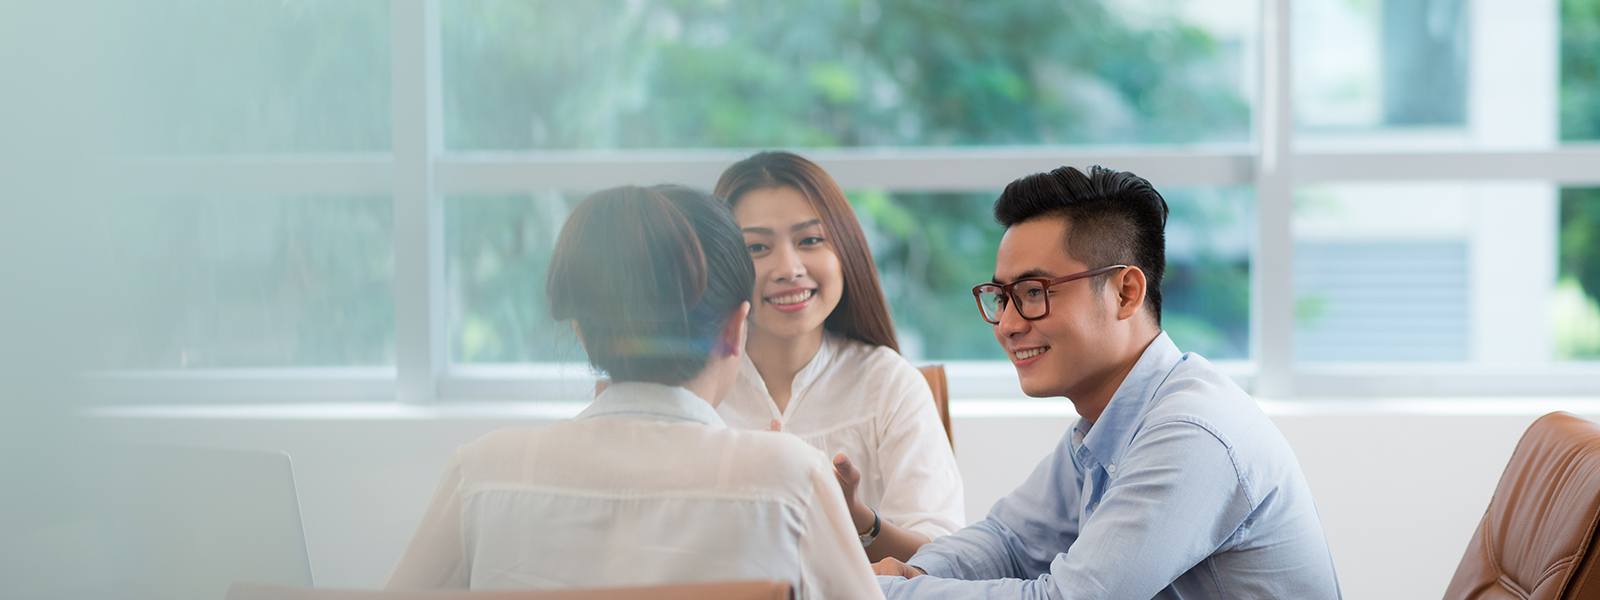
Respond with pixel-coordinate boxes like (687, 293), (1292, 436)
(881, 572), (1064, 599)
(891, 419), (1253, 599)
(905, 429), (1081, 582)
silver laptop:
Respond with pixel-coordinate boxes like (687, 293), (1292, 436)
(68, 444), (315, 600)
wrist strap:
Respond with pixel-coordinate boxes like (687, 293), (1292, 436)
(858, 508), (881, 547)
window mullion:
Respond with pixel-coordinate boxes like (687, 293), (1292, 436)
(392, 0), (445, 404)
(1254, 0), (1295, 398)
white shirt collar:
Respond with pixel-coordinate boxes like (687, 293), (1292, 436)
(577, 382), (726, 427)
(737, 333), (837, 419)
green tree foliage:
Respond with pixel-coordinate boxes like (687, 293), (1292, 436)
(107, 1), (1258, 366)
(114, 0), (391, 154)
(443, 0), (1247, 149)
(1564, 0), (1600, 141)
(102, 1), (395, 368)
(1560, 0), (1600, 357)
(88, 0), (1600, 367)
(444, 0), (1253, 362)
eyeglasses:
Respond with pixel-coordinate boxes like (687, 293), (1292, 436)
(971, 265), (1128, 325)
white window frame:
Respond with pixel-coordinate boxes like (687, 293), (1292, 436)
(84, 0), (1600, 405)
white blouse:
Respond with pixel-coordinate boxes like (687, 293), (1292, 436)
(718, 334), (965, 539)
(386, 383), (881, 599)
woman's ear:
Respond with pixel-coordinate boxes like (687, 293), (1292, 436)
(719, 301), (751, 357)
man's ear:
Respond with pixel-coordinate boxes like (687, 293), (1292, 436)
(1114, 266), (1148, 322)
(719, 301), (751, 357)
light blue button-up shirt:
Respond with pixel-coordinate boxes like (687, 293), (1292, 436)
(881, 332), (1341, 599)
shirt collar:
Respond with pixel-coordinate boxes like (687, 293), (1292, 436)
(735, 333), (836, 411)
(577, 382), (726, 427)
(1075, 331), (1186, 469)
(791, 333), (835, 397)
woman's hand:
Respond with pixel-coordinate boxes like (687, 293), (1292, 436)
(770, 423), (876, 540)
(833, 452), (874, 533)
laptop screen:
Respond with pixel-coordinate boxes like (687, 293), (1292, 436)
(12, 444), (315, 600)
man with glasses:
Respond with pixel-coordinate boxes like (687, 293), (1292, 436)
(874, 166), (1341, 599)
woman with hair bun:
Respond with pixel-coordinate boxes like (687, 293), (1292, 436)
(387, 184), (880, 599)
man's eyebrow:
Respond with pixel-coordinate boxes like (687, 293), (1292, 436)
(992, 268), (1057, 284)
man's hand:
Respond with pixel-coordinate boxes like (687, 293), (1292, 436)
(872, 557), (926, 579)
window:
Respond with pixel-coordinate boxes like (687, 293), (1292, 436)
(1293, 182), (1556, 365)
(448, 193), (584, 364)
(96, 195), (394, 370)
(448, 188), (1252, 365)
(1296, 0), (1469, 133)
(854, 189), (1252, 362)
(109, 0), (391, 154)
(1565, 0), (1600, 142)
(1559, 187), (1600, 359)
(74, 0), (1600, 403)
(439, 0), (1255, 149)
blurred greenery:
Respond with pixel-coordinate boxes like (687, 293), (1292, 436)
(100, 0), (1256, 367)
(101, 0), (1600, 366)
(1565, 0), (1600, 141)
(112, 0), (390, 154)
(104, 196), (394, 368)
(849, 189), (1251, 361)
(1560, 189), (1600, 359)
(448, 193), (586, 363)
(1555, 277), (1600, 359)
(441, 0), (1249, 149)
(1561, 0), (1600, 358)
(450, 186), (1251, 363)
(100, 1), (394, 368)
(442, 0), (1254, 362)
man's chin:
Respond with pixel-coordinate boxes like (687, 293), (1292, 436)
(1017, 377), (1063, 399)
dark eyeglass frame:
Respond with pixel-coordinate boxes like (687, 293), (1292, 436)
(970, 265), (1129, 325)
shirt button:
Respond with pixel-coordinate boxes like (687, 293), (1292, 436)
(1107, 464), (1118, 474)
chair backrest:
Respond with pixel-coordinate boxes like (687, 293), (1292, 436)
(594, 363), (954, 450)
(918, 364), (953, 450)
(1444, 411), (1600, 599)
(228, 581), (790, 600)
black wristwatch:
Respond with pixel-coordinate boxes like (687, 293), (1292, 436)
(858, 508), (881, 548)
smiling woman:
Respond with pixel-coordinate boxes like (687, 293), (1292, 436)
(712, 151), (966, 564)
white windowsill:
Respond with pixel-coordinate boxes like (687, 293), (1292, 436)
(83, 396), (1600, 422)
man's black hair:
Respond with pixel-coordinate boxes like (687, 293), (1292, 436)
(994, 165), (1169, 324)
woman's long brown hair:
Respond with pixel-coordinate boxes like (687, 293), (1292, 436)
(714, 151), (900, 353)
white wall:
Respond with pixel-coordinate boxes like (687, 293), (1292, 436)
(87, 401), (1600, 600)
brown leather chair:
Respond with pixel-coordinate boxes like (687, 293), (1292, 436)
(1444, 411), (1600, 599)
(228, 581), (790, 600)
(918, 364), (953, 450)
(594, 363), (954, 450)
